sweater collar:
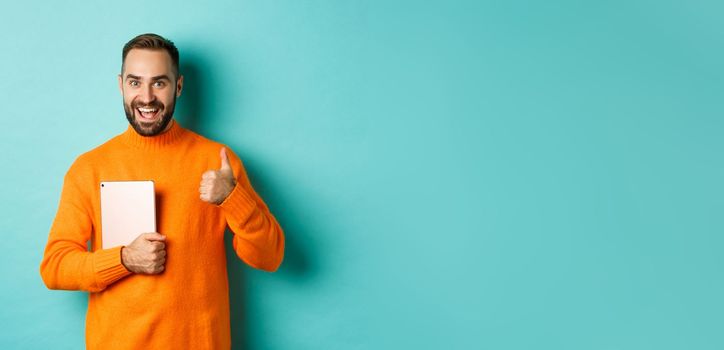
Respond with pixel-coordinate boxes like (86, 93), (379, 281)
(120, 119), (185, 150)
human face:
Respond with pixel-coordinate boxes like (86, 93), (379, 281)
(119, 49), (183, 136)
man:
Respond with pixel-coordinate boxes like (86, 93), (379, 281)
(40, 33), (285, 349)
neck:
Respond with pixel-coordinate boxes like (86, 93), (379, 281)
(121, 118), (185, 150)
(160, 118), (175, 134)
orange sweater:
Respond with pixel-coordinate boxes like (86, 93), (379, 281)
(40, 121), (284, 349)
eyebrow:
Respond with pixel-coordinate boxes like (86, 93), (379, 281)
(125, 74), (172, 81)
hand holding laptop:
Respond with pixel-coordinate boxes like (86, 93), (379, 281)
(100, 180), (164, 274)
(121, 233), (167, 274)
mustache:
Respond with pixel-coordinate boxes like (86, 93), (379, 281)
(132, 100), (164, 109)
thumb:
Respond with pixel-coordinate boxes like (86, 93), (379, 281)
(144, 232), (166, 242)
(219, 147), (233, 174)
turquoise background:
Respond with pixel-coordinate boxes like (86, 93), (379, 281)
(1, 0), (722, 349)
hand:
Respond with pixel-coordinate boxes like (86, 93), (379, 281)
(121, 232), (167, 274)
(199, 147), (236, 205)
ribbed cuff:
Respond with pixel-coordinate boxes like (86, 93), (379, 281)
(219, 182), (258, 221)
(93, 246), (132, 288)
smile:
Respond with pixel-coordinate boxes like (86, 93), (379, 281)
(137, 107), (160, 120)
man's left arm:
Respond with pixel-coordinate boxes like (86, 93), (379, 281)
(200, 147), (285, 272)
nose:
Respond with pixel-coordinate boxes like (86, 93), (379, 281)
(139, 84), (155, 104)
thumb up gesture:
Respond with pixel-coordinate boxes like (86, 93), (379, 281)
(199, 147), (237, 205)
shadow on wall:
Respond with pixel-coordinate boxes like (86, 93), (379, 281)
(175, 53), (205, 134)
(179, 52), (315, 349)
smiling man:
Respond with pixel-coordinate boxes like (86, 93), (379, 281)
(123, 52), (177, 135)
(40, 33), (284, 349)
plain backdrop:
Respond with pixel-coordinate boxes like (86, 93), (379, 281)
(1, 1), (723, 349)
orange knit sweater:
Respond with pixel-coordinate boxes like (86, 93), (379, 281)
(40, 120), (284, 349)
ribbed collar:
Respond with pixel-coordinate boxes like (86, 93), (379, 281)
(119, 119), (186, 150)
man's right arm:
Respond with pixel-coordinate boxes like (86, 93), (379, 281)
(39, 162), (132, 293)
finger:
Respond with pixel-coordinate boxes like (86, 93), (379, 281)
(144, 232), (166, 241)
(153, 242), (166, 251)
(219, 147), (233, 174)
(146, 243), (160, 253)
(202, 170), (216, 180)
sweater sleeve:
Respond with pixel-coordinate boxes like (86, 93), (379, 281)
(40, 160), (132, 292)
(218, 148), (285, 272)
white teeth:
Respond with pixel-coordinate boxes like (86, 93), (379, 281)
(138, 108), (158, 113)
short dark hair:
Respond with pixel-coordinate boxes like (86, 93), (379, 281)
(122, 33), (180, 77)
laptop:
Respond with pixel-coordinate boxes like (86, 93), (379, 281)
(100, 180), (156, 249)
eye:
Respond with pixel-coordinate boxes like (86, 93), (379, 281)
(128, 80), (140, 87)
(153, 81), (166, 88)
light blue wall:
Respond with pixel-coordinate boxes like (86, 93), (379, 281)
(1, 1), (723, 349)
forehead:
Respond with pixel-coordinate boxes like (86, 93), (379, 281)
(123, 49), (174, 77)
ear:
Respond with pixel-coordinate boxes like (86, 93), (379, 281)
(176, 75), (184, 97)
(118, 74), (123, 95)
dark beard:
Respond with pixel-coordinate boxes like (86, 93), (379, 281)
(123, 96), (176, 136)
